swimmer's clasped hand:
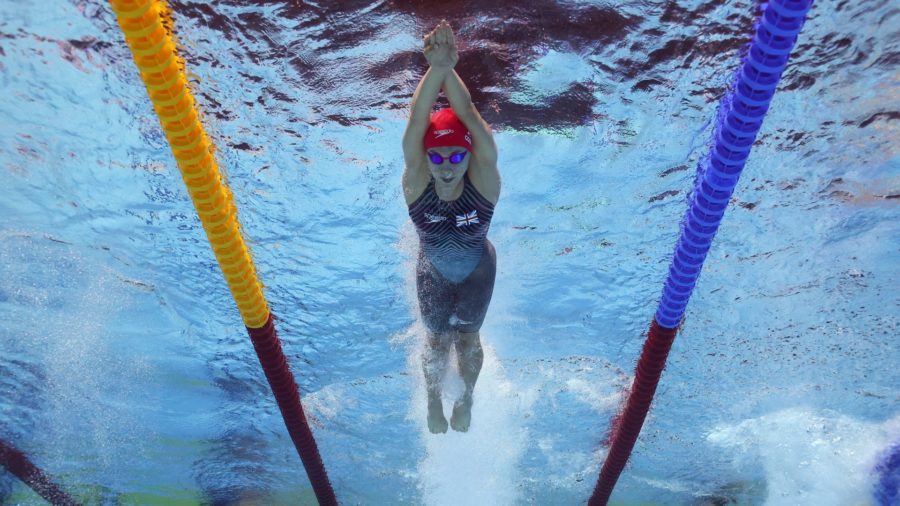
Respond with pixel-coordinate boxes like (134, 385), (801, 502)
(423, 19), (458, 70)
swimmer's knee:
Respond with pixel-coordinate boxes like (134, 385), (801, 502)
(457, 330), (481, 346)
(426, 329), (451, 343)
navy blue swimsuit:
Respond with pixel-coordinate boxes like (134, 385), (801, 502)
(408, 173), (495, 282)
(408, 174), (497, 333)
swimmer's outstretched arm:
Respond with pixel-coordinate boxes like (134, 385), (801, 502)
(402, 21), (455, 191)
(439, 32), (500, 202)
(403, 66), (448, 163)
(442, 69), (498, 167)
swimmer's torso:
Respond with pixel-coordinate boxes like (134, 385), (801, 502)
(408, 173), (495, 282)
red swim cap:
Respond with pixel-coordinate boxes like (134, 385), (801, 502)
(423, 108), (472, 151)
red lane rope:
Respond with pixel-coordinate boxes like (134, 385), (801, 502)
(589, 319), (679, 505)
(246, 314), (338, 506)
(0, 438), (80, 506)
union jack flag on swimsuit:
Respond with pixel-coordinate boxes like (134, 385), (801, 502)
(456, 210), (479, 227)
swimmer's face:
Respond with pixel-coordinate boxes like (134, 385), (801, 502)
(427, 146), (470, 197)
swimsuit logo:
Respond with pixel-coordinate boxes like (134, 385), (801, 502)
(433, 129), (454, 139)
(465, 132), (472, 144)
(425, 213), (447, 223)
(456, 210), (479, 227)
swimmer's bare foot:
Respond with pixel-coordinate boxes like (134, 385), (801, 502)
(427, 397), (448, 434)
(450, 396), (472, 432)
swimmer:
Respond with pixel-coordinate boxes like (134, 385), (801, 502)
(401, 20), (501, 433)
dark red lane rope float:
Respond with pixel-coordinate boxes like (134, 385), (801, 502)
(246, 314), (338, 506)
(0, 438), (80, 506)
(589, 321), (678, 505)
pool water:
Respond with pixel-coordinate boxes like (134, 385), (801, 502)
(1, 0), (898, 504)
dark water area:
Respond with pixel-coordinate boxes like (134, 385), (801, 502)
(56, 0), (898, 148)
(62, 0), (739, 128)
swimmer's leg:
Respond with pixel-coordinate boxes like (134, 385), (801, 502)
(423, 331), (453, 433)
(450, 330), (483, 432)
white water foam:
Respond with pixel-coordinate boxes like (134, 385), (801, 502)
(708, 407), (900, 506)
(407, 328), (530, 506)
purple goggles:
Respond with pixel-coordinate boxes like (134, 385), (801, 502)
(428, 150), (467, 165)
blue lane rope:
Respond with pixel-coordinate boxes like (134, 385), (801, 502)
(655, 0), (814, 329)
(590, 1), (815, 504)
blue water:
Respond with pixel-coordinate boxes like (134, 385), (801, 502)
(1, 0), (898, 504)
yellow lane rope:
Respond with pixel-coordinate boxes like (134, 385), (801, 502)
(109, 0), (269, 328)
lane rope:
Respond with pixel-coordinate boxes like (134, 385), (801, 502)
(107, 2), (338, 503)
(0, 438), (80, 506)
(589, 1), (814, 504)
